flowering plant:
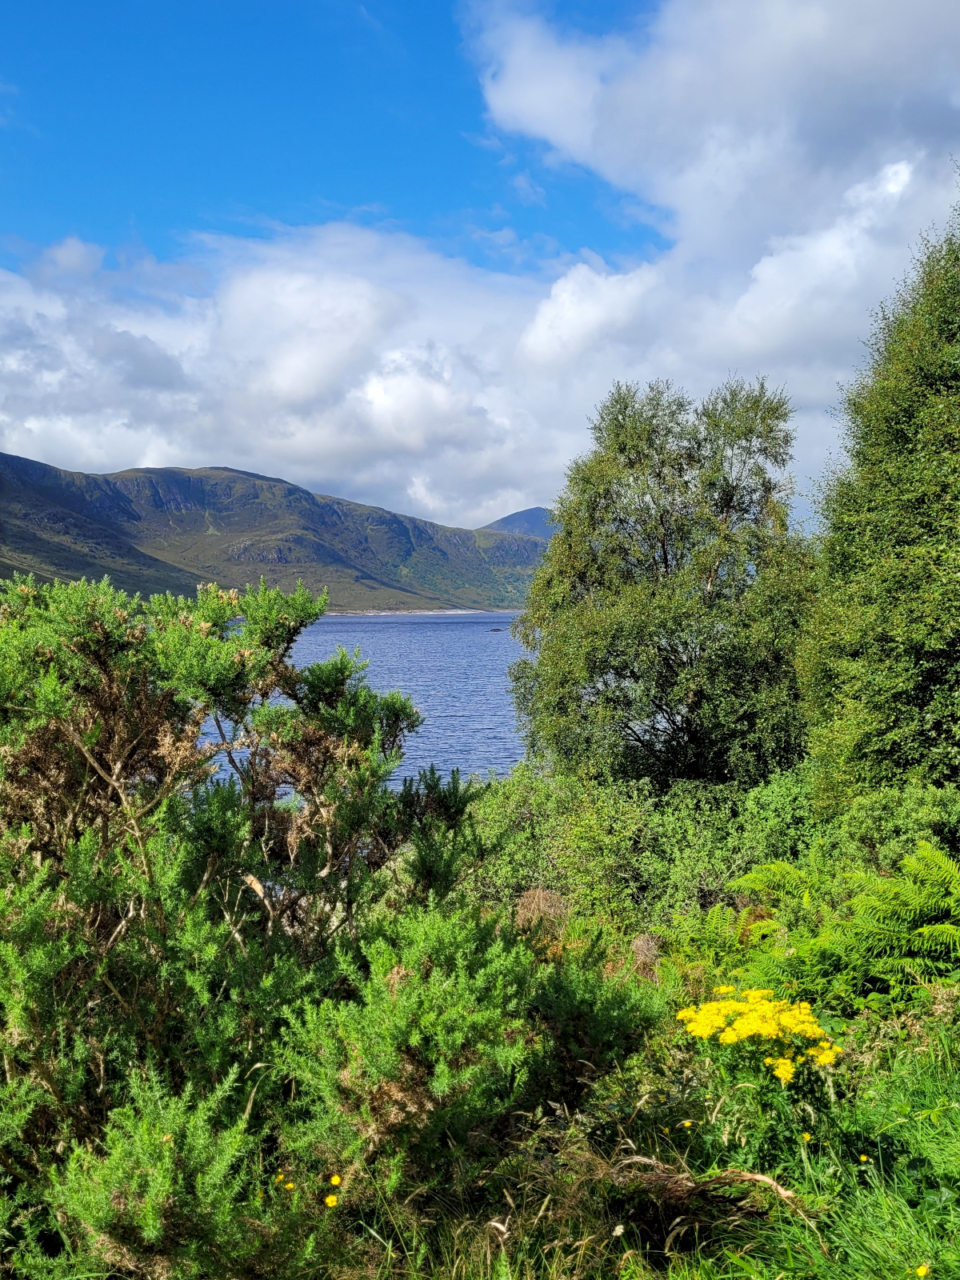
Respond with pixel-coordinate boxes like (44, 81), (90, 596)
(676, 987), (841, 1085)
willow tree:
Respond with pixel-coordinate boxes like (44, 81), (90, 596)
(512, 377), (814, 790)
(801, 213), (960, 805)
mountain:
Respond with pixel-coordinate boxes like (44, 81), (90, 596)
(481, 506), (554, 540)
(0, 452), (547, 611)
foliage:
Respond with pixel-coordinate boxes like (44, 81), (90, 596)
(0, 574), (479, 1273)
(511, 377), (814, 790)
(735, 838), (960, 1004)
(0, 573), (675, 1278)
(471, 763), (819, 928)
(802, 211), (960, 804)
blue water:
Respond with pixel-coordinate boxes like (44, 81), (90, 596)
(291, 612), (526, 781)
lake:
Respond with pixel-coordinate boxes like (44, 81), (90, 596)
(291, 611), (526, 781)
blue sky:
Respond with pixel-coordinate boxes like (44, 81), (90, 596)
(0, 2), (958, 526)
(0, 0), (660, 272)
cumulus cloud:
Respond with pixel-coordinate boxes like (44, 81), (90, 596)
(2, 2), (960, 525)
(0, 226), (563, 526)
(471, 0), (960, 478)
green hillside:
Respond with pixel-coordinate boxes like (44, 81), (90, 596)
(0, 452), (546, 610)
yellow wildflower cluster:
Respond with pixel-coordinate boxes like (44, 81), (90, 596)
(676, 988), (841, 1085)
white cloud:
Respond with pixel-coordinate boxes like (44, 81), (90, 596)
(0, 227), (562, 526)
(2, 3), (960, 525)
(470, 0), (960, 479)
(511, 171), (546, 205)
(520, 262), (655, 363)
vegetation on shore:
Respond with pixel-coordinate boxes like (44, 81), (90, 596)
(2, 214), (960, 1278)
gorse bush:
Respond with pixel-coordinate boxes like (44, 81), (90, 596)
(0, 574), (670, 1278)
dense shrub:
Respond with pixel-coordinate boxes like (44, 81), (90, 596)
(471, 763), (818, 928)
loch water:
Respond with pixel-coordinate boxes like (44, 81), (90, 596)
(291, 611), (526, 781)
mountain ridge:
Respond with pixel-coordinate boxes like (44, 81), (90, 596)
(481, 506), (553, 540)
(0, 451), (546, 611)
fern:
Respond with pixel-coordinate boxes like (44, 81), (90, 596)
(849, 840), (960, 968)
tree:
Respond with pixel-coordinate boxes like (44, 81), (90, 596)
(511, 377), (813, 790)
(801, 212), (960, 804)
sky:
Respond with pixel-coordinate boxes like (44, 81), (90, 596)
(1, 0), (959, 527)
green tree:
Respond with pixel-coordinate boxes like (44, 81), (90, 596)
(511, 377), (814, 789)
(802, 212), (960, 804)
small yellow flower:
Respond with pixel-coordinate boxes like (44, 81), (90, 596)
(859, 1155), (869, 1163)
(161, 1134), (173, 1144)
(325, 1194), (338, 1208)
(257, 1191), (264, 1200)
(275, 1174), (284, 1183)
(682, 1120), (693, 1128)
(916, 1267), (930, 1277)
(285, 1182), (295, 1190)
(330, 1175), (342, 1186)
(801, 1133), (812, 1142)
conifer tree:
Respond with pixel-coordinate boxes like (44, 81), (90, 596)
(802, 212), (960, 803)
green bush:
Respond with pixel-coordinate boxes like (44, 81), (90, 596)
(279, 903), (542, 1191)
(472, 764), (819, 929)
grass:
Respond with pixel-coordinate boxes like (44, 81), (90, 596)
(306, 995), (960, 1280)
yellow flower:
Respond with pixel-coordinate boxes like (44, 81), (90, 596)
(682, 1120), (693, 1128)
(916, 1268), (930, 1277)
(257, 1191), (264, 1200)
(330, 1174), (342, 1186)
(161, 1134), (173, 1144)
(325, 1194), (338, 1208)
(676, 990), (838, 1085)
(859, 1155), (868, 1163)
(275, 1173), (284, 1183)
(772, 1057), (796, 1085)
(801, 1133), (812, 1142)
(285, 1182), (295, 1190)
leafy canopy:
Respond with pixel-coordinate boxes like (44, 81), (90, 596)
(512, 377), (813, 789)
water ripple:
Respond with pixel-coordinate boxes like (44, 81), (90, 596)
(292, 611), (525, 782)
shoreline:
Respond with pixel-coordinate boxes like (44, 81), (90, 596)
(322, 608), (518, 617)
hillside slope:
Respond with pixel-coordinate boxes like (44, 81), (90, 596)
(481, 506), (554, 540)
(0, 453), (546, 610)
